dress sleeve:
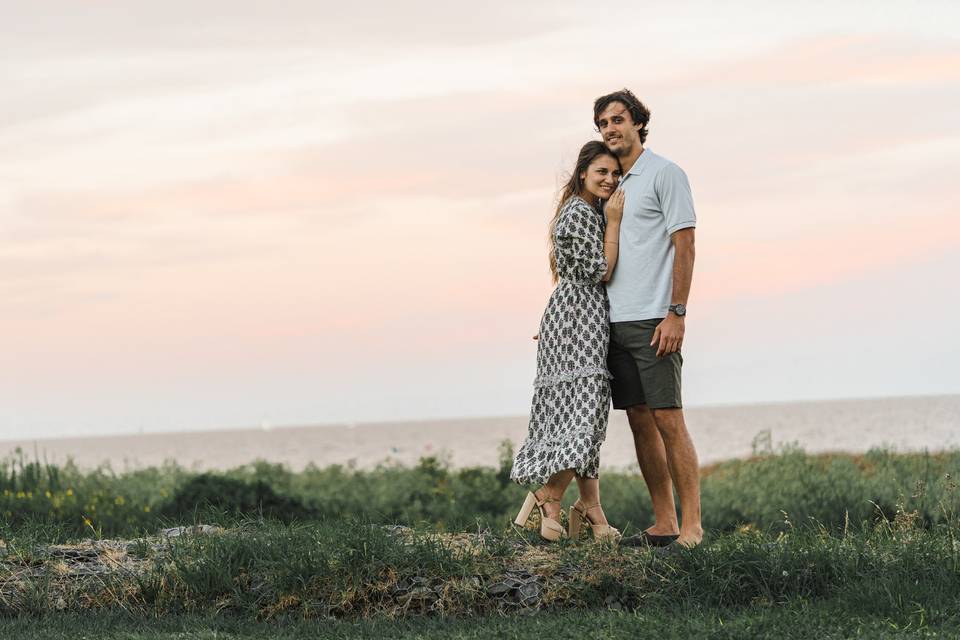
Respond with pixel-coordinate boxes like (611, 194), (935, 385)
(555, 200), (607, 284)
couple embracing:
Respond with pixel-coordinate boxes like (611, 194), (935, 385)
(511, 89), (703, 549)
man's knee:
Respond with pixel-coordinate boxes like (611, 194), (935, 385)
(626, 404), (656, 435)
(651, 408), (687, 440)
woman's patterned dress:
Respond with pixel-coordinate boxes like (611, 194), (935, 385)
(511, 195), (611, 485)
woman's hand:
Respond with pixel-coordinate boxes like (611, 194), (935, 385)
(605, 189), (624, 225)
(532, 333), (540, 341)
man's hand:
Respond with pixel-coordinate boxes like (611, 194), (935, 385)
(651, 314), (684, 357)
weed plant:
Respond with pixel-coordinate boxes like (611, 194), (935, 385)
(2, 444), (957, 540)
(0, 511), (957, 622)
(0, 443), (958, 626)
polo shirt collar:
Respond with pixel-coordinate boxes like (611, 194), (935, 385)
(626, 147), (652, 176)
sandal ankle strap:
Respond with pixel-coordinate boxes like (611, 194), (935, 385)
(534, 491), (561, 505)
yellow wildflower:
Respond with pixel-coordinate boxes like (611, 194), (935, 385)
(66, 488), (74, 496)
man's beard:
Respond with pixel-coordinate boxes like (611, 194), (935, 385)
(610, 141), (632, 157)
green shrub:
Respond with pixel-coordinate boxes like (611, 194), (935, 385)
(2, 444), (957, 539)
(160, 474), (313, 522)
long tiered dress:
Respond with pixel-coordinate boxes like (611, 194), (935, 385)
(510, 196), (611, 485)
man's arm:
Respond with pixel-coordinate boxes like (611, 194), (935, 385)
(652, 227), (695, 357)
(669, 228), (695, 307)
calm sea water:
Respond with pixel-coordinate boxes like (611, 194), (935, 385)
(2, 395), (958, 471)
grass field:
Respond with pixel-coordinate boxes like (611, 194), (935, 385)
(3, 604), (957, 640)
(2, 442), (958, 539)
(1, 444), (958, 637)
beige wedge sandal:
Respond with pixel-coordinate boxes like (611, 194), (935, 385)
(568, 501), (621, 542)
(513, 490), (566, 542)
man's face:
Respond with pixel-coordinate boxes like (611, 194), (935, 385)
(597, 101), (642, 156)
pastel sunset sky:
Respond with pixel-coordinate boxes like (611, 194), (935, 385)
(2, 1), (959, 439)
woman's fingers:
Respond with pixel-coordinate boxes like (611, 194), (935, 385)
(610, 190), (624, 210)
(606, 189), (624, 215)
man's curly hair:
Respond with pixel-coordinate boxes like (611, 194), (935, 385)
(593, 89), (651, 144)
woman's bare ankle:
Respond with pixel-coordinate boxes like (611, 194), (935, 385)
(588, 504), (608, 526)
(534, 487), (562, 519)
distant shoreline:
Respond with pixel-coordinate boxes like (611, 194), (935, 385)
(2, 394), (958, 472)
(6, 392), (958, 442)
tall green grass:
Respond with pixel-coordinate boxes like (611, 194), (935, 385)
(0, 513), (957, 622)
(1, 443), (957, 540)
(5, 602), (959, 640)
(1, 444), (958, 627)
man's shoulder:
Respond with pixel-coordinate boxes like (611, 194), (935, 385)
(645, 150), (684, 176)
(645, 152), (692, 194)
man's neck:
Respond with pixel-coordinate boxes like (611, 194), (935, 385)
(619, 144), (645, 175)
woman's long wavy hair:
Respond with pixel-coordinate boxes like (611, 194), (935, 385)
(548, 141), (620, 283)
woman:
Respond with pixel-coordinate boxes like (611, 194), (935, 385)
(510, 141), (624, 542)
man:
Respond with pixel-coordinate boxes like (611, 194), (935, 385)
(595, 89), (703, 547)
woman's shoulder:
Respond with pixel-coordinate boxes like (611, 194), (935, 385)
(560, 194), (591, 211)
(558, 195), (596, 221)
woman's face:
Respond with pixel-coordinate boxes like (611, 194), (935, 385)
(580, 155), (621, 202)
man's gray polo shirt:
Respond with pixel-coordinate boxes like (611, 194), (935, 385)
(606, 149), (696, 322)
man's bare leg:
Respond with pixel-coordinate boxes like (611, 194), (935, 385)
(625, 404), (679, 536)
(650, 408), (702, 546)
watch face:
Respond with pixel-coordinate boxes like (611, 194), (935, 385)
(673, 304), (686, 316)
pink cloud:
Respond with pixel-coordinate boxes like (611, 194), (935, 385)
(697, 210), (960, 302)
(665, 35), (960, 90)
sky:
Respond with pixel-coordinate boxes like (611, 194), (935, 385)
(2, 1), (959, 439)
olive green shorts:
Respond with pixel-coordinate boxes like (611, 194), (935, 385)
(607, 319), (683, 410)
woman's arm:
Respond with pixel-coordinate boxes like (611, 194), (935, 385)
(602, 224), (620, 282)
(601, 190), (624, 282)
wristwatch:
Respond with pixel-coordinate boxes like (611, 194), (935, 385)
(669, 303), (686, 317)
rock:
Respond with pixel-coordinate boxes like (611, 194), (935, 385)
(382, 525), (413, 536)
(46, 548), (99, 562)
(516, 581), (542, 607)
(397, 586), (437, 606)
(65, 566), (113, 577)
(125, 540), (153, 555)
(159, 525), (224, 538)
